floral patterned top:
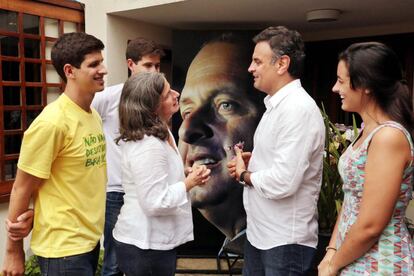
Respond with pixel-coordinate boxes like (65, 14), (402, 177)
(337, 121), (414, 275)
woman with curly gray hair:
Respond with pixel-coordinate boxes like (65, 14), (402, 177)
(113, 72), (210, 276)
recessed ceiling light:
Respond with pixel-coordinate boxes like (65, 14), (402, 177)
(306, 9), (341, 23)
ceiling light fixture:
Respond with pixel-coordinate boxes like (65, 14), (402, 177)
(306, 9), (341, 23)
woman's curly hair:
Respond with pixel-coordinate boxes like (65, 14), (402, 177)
(116, 72), (169, 143)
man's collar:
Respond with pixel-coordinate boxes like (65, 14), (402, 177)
(264, 79), (301, 110)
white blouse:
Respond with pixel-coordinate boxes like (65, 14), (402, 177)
(113, 133), (193, 250)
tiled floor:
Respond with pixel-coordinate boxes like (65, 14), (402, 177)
(176, 257), (242, 275)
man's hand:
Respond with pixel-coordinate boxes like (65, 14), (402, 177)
(2, 244), (25, 276)
(228, 147), (251, 180)
(184, 167), (193, 177)
(234, 146), (247, 180)
(6, 209), (34, 241)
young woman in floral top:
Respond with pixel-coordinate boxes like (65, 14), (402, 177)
(318, 42), (414, 275)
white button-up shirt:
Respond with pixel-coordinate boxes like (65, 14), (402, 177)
(246, 79), (325, 250)
(113, 133), (193, 250)
(92, 83), (124, 193)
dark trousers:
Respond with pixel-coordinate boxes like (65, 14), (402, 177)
(243, 239), (315, 276)
(102, 191), (124, 276)
(37, 243), (100, 276)
(114, 240), (177, 276)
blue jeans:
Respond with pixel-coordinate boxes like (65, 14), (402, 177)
(37, 243), (100, 276)
(114, 240), (177, 276)
(243, 239), (315, 276)
(102, 192), (124, 276)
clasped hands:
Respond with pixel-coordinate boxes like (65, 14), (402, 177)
(184, 164), (211, 191)
(3, 209), (34, 276)
(5, 209), (34, 242)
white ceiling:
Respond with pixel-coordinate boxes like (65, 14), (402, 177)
(110, 0), (414, 38)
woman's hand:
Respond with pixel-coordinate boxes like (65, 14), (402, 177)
(318, 250), (338, 276)
(184, 164), (210, 191)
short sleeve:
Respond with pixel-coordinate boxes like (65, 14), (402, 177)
(18, 120), (66, 179)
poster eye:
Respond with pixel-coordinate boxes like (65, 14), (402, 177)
(218, 102), (234, 111)
(217, 101), (240, 115)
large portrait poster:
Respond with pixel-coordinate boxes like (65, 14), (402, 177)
(172, 30), (265, 254)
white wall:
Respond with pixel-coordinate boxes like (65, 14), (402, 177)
(82, 0), (173, 86)
(105, 15), (172, 85)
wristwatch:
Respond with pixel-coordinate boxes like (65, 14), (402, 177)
(239, 170), (249, 186)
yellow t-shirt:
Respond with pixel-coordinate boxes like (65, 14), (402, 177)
(18, 93), (107, 258)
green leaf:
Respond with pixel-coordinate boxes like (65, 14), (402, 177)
(318, 102), (346, 233)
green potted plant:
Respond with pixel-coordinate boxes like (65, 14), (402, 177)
(318, 104), (359, 234)
(312, 105), (360, 270)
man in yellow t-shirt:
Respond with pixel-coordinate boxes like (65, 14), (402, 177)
(2, 32), (108, 276)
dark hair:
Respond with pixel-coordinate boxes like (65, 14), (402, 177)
(117, 72), (169, 143)
(339, 42), (414, 135)
(125, 37), (165, 63)
(253, 26), (305, 78)
(51, 32), (104, 82)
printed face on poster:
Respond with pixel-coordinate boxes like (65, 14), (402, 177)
(172, 30), (265, 240)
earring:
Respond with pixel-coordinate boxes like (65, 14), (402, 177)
(365, 90), (370, 94)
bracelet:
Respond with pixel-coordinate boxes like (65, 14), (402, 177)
(325, 246), (337, 252)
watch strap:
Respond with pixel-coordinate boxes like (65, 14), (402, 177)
(239, 170), (248, 186)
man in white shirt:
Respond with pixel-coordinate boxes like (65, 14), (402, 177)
(92, 37), (164, 276)
(228, 26), (325, 275)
